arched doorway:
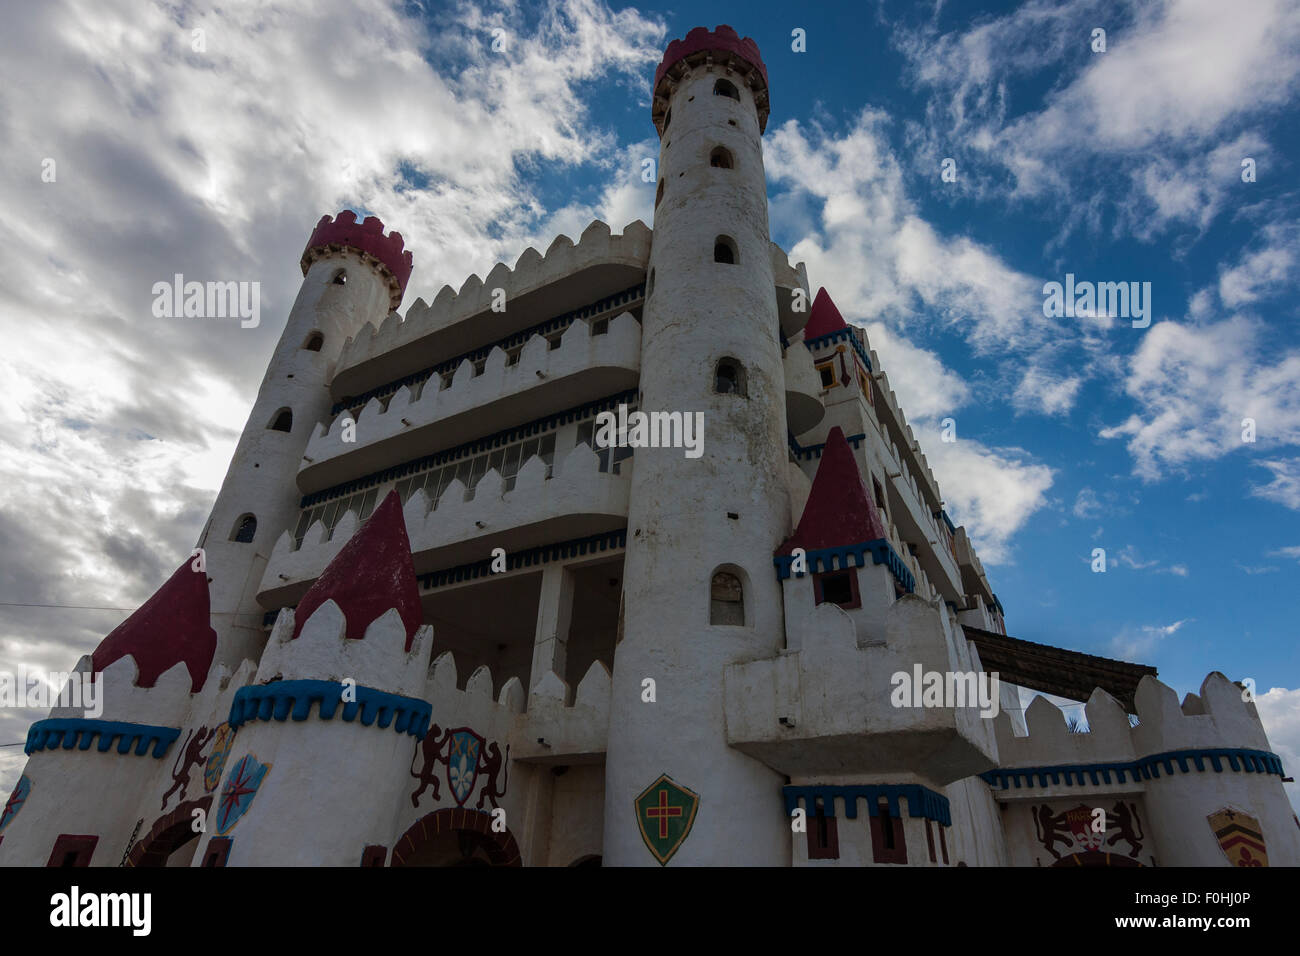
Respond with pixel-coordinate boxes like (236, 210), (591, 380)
(1051, 850), (1143, 867)
(125, 796), (213, 867)
(390, 809), (522, 867)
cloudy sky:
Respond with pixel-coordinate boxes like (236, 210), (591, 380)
(2, 0), (1299, 812)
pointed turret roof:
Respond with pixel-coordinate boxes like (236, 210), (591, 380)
(290, 490), (422, 650)
(803, 287), (849, 340)
(92, 558), (217, 692)
(778, 427), (888, 556)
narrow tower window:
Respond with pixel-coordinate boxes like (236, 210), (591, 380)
(331, 268), (348, 286)
(655, 179), (664, 208)
(709, 146), (734, 169)
(268, 408), (293, 432)
(714, 358), (747, 397)
(709, 568), (745, 626)
(663, 108), (672, 131)
(303, 331), (324, 351)
(647, 268), (655, 298)
(714, 235), (737, 264)
(714, 78), (740, 101)
(231, 514), (257, 543)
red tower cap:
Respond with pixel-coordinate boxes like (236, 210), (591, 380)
(803, 287), (849, 340)
(92, 558), (218, 693)
(778, 427), (888, 555)
(290, 490), (422, 651)
(301, 210), (414, 310)
(653, 26), (769, 133)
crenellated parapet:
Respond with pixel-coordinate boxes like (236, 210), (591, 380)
(301, 210), (413, 310)
(298, 311), (641, 493)
(509, 662), (612, 763)
(259, 442), (631, 607)
(986, 673), (1285, 798)
(331, 220), (651, 398)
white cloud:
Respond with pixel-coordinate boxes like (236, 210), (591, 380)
(1108, 618), (1190, 662)
(1099, 315), (1300, 480)
(924, 438), (1054, 565)
(1073, 486), (1102, 519)
(1251, 459), (1300, 510)
(1269, 545), (1300, 561)
(1255, 686), (1300, 814)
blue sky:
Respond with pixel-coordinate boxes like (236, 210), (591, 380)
(0, 0), (1298, 804)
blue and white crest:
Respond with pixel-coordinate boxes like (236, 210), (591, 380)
(446, 728), (484, 806)
(216, 754), (271, 835)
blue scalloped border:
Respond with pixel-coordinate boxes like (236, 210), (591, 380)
(229, 679), (431, 739)
(784, 784), (951, 826)
(980, 748), (1285, 791)
(25, 719), (180, 758)
(774, 538), (915, 593)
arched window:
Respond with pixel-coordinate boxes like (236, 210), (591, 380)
(303, 331), (324, 351)
(663, 108), (672, 131)
(231, 514), (257, 543)
(714, 358), (746, 396)
(655, 178), (664, 208)
(709, 146), (733, 169)
(714, 235), (737, 265)
(268, 408), (293, 432)
(714, 78), (740, 101)
(710, 569), (745, 625)
(331, 268), (347, 286)
(647, 268), (655, 298)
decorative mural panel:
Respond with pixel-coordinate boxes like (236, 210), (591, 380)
(216, 754), (271, 835)
(161, 725), (213, 811)
(635, 774), (700, 866)
(204, 723), (236, 793)
(0, 775), (31, 832)
(1208, 808), (1267, 866)
(1031, 801), (1145, 866)
(409, 724), (510, 811)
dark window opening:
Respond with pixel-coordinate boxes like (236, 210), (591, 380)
(714, 78), (740, 100)
(818, 365), (835, 388)
(663, 108), (671, 130)
(361, 845), (388, 867)
(269, 408), (293, 432)
(231, 514), (257, 543)
(714, 236), (737, 265)
(807, 800), (840, 860)
(655, 179), (664, 208)
(303, 332), (324, 351)
(331, 268), (347, 286)
(202, 837), (232, 868)
(714, 358), (746, 397)
(710, 146), (734, 169)
(872, 476), (887, 517)
(871, 800), (907, 864)
(814, 569), (859, 609)
(710, 570), (744, 626)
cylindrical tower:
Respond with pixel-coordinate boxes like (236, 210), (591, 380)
(201, 212), (412, 668)
(604, 26), (791, 865)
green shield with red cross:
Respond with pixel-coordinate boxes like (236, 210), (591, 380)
(634, 774), (700, 865)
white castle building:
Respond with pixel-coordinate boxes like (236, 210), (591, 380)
(2, 26), (1296, 868)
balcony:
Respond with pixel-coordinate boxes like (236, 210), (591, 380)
(298, 312), (641, 495)
(259, 442), (630, 608)
(725, 595), (998, 785)
(772, 243), (811, 340)
(331, 219), (653, 401)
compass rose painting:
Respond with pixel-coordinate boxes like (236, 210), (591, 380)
(216, 754), (271, 836)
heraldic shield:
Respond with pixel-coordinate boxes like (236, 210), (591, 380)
(204, 722), (236, 793)
(1208, 807), (1268, 866)
(635, 774), (700, 865)
(447, 728), (484, 807)
(216, 754), (271, 836)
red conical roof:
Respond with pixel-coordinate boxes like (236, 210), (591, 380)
(803, 287), (849, 340)
(778, 427), (888, 555)
(290, 490), (421, 650)
(92, 558), (217, 693)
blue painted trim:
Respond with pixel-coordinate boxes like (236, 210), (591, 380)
(784, 784), (951, 827)
(229, 680), (432, 739)
(774, 538), (915, 593)
(937, 509), (956, 535)
(979, 748), (1285, 791)
(788, 431), (868, 462)
(803, 327), (873, 374)
(25, 719), (180, 759)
